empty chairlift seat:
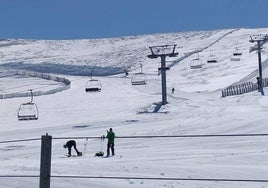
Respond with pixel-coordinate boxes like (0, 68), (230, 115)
(232, 48), (242, 56)
(207, 54), (218, 63)
(17, 103), (39, 121)
(131, 73), (147, 85)
(190, 58), (203, 69)
(17, 89), (39, 121)
(85, 79), (102, 92)
(230, 48), (242, 61)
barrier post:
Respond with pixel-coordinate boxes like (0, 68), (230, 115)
(39, 133), (52, 188)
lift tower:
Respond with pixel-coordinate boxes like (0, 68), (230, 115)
(249, 34), (268, 95)
(148, 45), (178, 105)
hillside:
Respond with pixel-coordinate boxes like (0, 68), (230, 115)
(1, 28), (268, 188)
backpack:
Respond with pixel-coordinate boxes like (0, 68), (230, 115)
(95, 151), (104, 157)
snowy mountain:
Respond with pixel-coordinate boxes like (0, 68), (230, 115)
(1, 28), (268, 188)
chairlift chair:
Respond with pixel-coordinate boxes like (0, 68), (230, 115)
(131, 63), (147, 85)
(190, 54), (203, 69)
(233, 50), (242, 56)
(207, 54), (218, 63)
(131, 73), (147, 85)
(17, 90), (39, 121)
(207, 51), (218, 63)
(85, 79), (102, 92)
(230, 48), (242, 61)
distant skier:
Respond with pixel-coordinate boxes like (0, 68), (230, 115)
(63, 140), (82, 157)
(106, 128), (115, 157)
(124, 68), (129, 76)
(172, 87), (175, 94)
(256, 77), (261, 91)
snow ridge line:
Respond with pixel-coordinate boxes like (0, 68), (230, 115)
(169, 29), (239, 68)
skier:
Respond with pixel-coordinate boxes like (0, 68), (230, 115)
(63, 140), (82, 157)
(256, 77), (261, 91)
(124, 68), (129, 76)
(172, 87), (175, 94)
(106, 128), (115, 157)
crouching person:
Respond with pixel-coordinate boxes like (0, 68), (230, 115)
(63, 140), (82, 157)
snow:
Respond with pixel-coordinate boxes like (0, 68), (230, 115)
(1, 28), (268, 187)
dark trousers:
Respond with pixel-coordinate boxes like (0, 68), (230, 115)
(68, 142), (79, 155)
(107, 143), (114, 156)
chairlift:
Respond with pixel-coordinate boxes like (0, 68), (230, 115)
(17, 90), (39, 121)
(190, 59), (203, 69)
(233, 48), (242, 56)
(207, 51), (218, 63)
(85, 70), (102, 92)
(230, 48), (242, 61)
(190, 53), (203, 69)
(131, 63), (147, 85)
(85, 79), (102, 92)
(131, 73), (147, 85)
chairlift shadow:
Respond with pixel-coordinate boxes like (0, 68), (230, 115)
(137, 102), (167, 114)
(153, 102), (163, 113)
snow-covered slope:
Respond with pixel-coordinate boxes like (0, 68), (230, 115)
(1, 28), (268, 188)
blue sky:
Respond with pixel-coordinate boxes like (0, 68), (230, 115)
(0, 0), (268, 39)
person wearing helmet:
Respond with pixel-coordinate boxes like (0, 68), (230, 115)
(63, 140), (82, 157)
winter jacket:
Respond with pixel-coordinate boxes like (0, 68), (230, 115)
(106, 131), (115, 144)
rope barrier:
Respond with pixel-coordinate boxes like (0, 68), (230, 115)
(0, 132), (268, 185)
(1, 174), (268, 183)
(53, 136), (101, 140)
(52, 133), (268, 140)
(0, 175), (39, 178)
(1, 133), (268, 144)
(1, 174), (267, 183)
(50, 175), (268, 183)
(0, 138), (40, 144)
(117, 133), (268, 138)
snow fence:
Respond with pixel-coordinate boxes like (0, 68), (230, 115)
(221, 78), (268, 97)
(0, 69), (71, 99)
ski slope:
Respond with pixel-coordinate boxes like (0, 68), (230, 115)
(1, 28), (268, 188)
